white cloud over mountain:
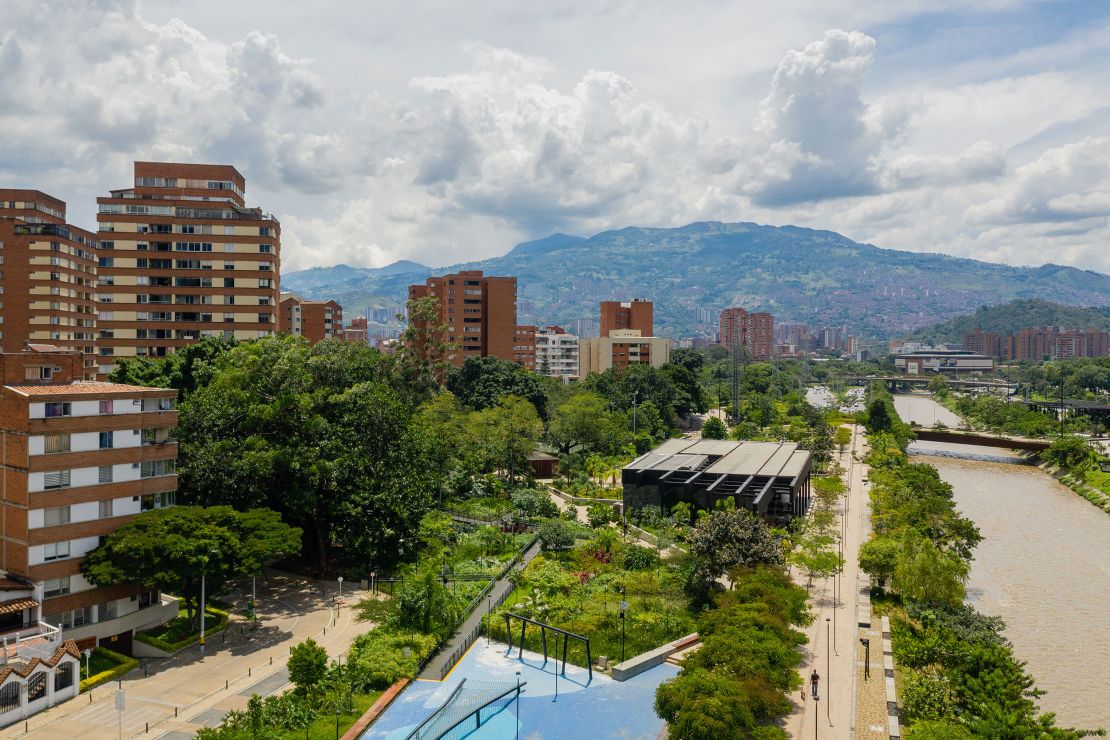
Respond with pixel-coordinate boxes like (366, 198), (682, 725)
(0, 0), (1108, 275)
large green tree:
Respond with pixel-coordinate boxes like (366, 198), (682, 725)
(446, 356), (552, 419)
(176, 335), (438, 572)
(109, 335), (238, 398)
(546, 392), (617, 454)
(82, 506), (300, 628)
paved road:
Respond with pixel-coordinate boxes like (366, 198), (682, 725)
(11, 573), (368, 739)
(785, 423), (870, 739)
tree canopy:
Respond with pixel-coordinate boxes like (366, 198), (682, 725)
(176, 335), (439, 572)
(82, 506), (300, 628)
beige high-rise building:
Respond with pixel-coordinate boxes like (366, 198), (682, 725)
(579, 329), (670, 375)
(94, 162), (280, 376)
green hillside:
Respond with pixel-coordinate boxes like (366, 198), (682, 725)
(909, 300), (1110, 344)
(282, 221), (1110, 338)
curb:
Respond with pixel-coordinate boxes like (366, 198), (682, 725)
(341, 679), (409, 740)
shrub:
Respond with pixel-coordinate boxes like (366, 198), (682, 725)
(701, 416), (727, 439)
(537, 518), (576, 550)
(587, 503), (616, 528)
(347, 630), (439, 691)
(620, 544), (660, 571)
(510, 488), (559, 519)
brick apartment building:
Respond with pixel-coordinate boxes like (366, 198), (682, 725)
(513, 325), (536, 370)
(580, 300), (670, 374)
(279, 293), (343, 344)
(965, 327), (1110, 361)
(600, 299), (653, 337)
(0, 191), (99, 379)
(0, 347), (179, 657)
(342, 316), (369, 344)
(719, 307), (774, 360)
(95, 162), (280, 376)
(407, 271), (517, 366)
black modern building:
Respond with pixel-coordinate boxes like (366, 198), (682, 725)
(622, 438), (813, 523)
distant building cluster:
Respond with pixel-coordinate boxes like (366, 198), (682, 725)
(403, 281), (673, 380)
(964, 327), (1110, 361)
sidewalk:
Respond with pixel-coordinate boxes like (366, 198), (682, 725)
(11, 572), (367, 739)
(785, 423), (871, 739)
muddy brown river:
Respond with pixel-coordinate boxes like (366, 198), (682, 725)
(893, 393), (1110, 730)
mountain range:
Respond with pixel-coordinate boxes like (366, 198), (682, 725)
(282, 221), (1110, 339)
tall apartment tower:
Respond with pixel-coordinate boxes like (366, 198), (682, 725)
(0, 347), (179, 656)
(600, 299), (653, 337)
(95, 162), (280, 376)
(407, 271), (517, 366)
(719, 308), (774, 360)
(279, 293), (343, 344)
(0, 191), (99, 379)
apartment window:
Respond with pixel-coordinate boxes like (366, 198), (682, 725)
(43, 506), (70, 526)
(43, 577), (71, 598)
(43, 434), (70, 454)
(259, 244), (272, 253)
(98, 431), (114, 449)
(140, 459), (175, 478)
(140, 490), (176, 510)
(44, 402), (71, 418)
(98, 465), (113, 484)
(25, 366), (51, 380)
(43, 541), (70, 562)
(101, 600), (117, 619)
(223, 262), (234, 271)
(224, 278), (234, 288)
(99, 499), (113, 518)
(259, 279), (272, 288)
(224, 226), (235, 236)
(43, 471), (71, 491)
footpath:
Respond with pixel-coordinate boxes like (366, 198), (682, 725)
(785, 423), (890, 739)
(10, 572), (365, 739)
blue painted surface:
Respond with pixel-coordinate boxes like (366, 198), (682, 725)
(363, 641), (678, 739)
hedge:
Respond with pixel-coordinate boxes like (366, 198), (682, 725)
(135, 607), (230, 653)
(80, 647), (139, 692)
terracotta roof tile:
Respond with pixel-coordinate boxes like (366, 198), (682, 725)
(0, 598), (37, 615)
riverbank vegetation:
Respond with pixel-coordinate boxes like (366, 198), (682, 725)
(859, 399), (1101, 737)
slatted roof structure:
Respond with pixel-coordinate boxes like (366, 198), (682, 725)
(622, 439), (813, 521)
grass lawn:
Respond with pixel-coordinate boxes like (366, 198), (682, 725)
(79, 649), (123, 682)
(278, 691), (382, 740)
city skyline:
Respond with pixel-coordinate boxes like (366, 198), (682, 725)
(1, 1), (1109, 276)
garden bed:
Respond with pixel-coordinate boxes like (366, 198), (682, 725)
(135, 606), (229, 653)
(486, 533), (696, 667)
(80, 647), (138, 691)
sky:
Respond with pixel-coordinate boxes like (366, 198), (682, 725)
(2, 0), (1109, 275)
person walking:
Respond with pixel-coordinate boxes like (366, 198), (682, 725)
(810, 669), (820, 700)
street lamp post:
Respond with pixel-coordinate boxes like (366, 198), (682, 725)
(83, 648), (91, 681)
(515, 671), (521, 740)
(199, 555), (208, 654)
(825, 618), (831, 723)
(619, 600), (628, 664)
(338, 576), (343, 599)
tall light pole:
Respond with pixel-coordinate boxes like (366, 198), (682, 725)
(515, 671), (521, 740)
(619, 600), (628, 664)
(825, 618), (831, 723)
(632, 391), (639, 434)
(199, 554), (208, 654)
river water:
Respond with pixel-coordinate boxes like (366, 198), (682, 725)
(892, 393), (1110, 729)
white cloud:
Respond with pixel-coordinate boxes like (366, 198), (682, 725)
(1, 1), (1109, 277)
